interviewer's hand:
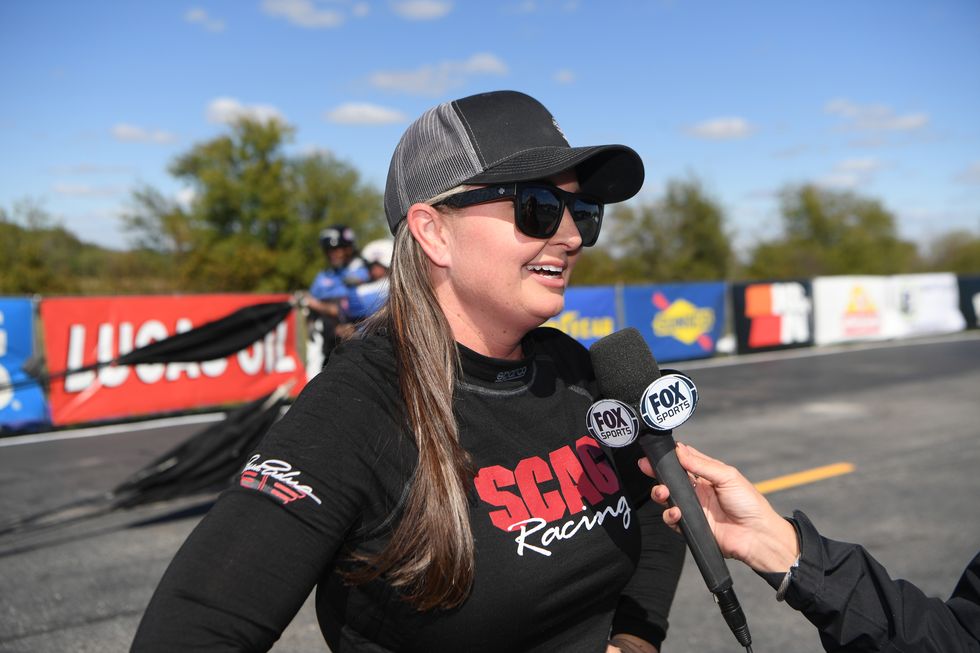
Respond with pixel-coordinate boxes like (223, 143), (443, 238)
(606, 633), (658, 653)
(638, 442), (799, 573)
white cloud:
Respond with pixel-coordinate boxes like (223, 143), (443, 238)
(324, 102), (406, 125)
(53, 183), (124, 198)
(368, 52), (507, 95)
(815, 173), (861, 190)
(185, 7), (226, 32)
(848, 134), (889, 148)
(391, 0), (453, 20)
(51, 163), (136, 175)
(954, 161), (980, 185)
(816, 157), (883, 190)
(825, 98), (929, 132)
(686, 117), (754, 140)
(262, 0), (344, 28)
(300, 144), (336, 158)
(836, 157), (881, 173)
(506, 0), (580, 12)
(743, 188), (779, 202)
(553, 69), (575, 84)
(773, 144), (809, 159)
(352, 2), (370, 17)
(111, 123), (178, 144)
(176, 187), (196, 209)
(206, 97), (285, 125)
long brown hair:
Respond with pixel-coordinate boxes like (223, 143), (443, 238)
(350, 219), (475, 610)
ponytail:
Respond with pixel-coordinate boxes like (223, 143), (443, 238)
(350, 221), (475, 610)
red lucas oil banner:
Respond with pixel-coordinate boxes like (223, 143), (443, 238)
(40, 294), (305, 425)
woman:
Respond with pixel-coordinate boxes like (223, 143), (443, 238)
(132, 90), (685, 652)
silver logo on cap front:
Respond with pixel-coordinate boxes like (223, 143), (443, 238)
(552, 117), (568, 142)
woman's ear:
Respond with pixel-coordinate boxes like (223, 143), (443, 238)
(405, 203), (452, 268)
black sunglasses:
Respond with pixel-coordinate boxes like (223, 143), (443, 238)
(435, 182), (604, 247)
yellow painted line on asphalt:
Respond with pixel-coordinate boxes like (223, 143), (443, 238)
(754, 462), (856, 495)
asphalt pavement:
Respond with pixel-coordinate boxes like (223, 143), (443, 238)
(1, 333), (978, 652)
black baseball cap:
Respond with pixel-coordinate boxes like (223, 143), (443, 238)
(384, 90), (644, 232)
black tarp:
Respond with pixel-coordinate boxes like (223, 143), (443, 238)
(111, 388), (290, 508)
(2, 300), (294, 394)
(0, 300), (299, 543)
(0, 385), (291, 537)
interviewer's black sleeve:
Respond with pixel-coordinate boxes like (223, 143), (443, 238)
(781, 510), (980, 653)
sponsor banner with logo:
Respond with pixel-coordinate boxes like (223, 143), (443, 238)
(888, 273), (966, 338)
(40, 294), (305, 425)
(0, 298), (51, 430)
(959, 275), (980, 330)
(543, 286), (618, 350)
(813, 276), (892, 345)
(731, 280), (814, 354)
(621, 283), (726, 362)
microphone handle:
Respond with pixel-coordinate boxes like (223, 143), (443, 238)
(640, 433), (732, 591)
(639, 433), (753, 648)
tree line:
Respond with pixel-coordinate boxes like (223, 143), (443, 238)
(3, 118), (978, 296)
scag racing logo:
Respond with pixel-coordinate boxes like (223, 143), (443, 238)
(639, 373), (699, 431)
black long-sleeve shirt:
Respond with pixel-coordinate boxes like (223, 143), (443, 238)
(770, 511), (980, 652)
(132, 328), (685, 652)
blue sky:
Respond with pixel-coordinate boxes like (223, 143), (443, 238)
(2, 0), (978, 252)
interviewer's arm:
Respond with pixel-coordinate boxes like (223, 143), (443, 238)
(640, 442), (799, 572)
(642, 442), (980, 653)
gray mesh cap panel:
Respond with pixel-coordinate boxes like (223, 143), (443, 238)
(384, 101), (483, 230)
(383, 90), (645, 233)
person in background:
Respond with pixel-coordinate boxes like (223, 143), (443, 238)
(642, 442), (980, 653)
(305, 225), (369, 363)
(132, 90), (685, 653)
(342, 238), (393, 328)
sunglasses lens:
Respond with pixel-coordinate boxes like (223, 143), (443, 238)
(511, 185), (603, 246)
(517, 187), (563, 238)
(570, 199), (602, 246)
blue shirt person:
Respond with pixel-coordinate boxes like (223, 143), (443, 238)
(305, 225), (369, 366)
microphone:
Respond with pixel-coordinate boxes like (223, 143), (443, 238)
(588, 328), (753, 651)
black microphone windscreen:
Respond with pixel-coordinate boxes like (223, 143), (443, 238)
(589, 327), (662, 406)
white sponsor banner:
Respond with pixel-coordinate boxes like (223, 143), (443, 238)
(887, 273), (966, 338)
(813, 276), (892, 345)
(815, 274), (968, 345)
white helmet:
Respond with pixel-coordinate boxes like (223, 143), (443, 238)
(361, 239), (394, 268)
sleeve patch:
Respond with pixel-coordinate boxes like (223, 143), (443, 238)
(239, 454), (323, 506)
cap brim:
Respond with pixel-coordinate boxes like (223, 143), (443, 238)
(464, 144), (644, 203)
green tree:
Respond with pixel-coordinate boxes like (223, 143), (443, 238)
(124, 118), (385, 292)
(282, 153), (387, 291)
(0, 200), (175, 295)
(745, 184), (919, 279)
(924, 229), (980, 274)
(574, 177), (733, 285)
(0, 201), (84, 294)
